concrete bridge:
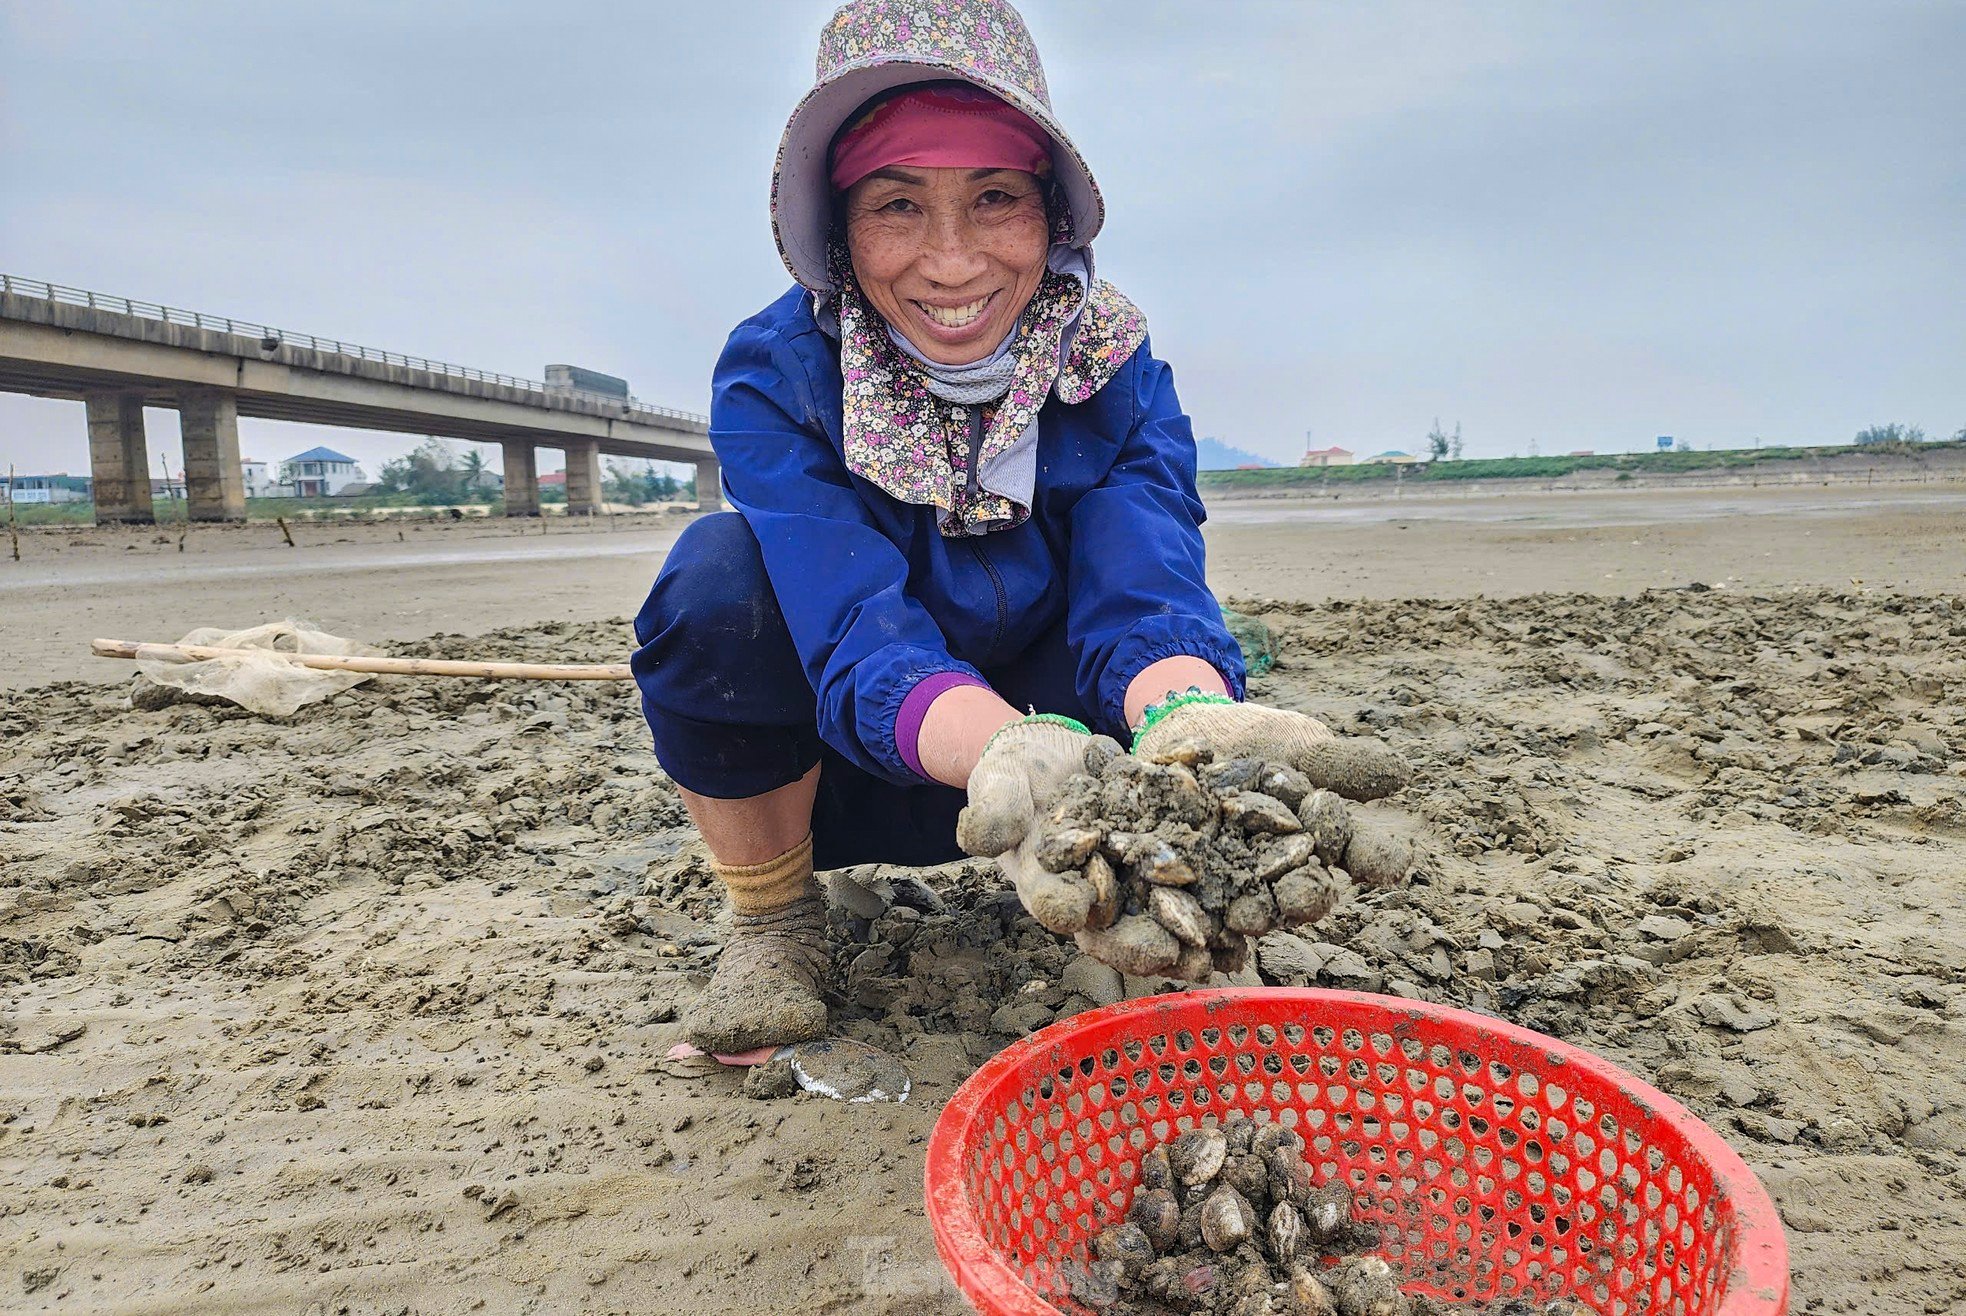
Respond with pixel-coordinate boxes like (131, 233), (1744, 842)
(0, 273), (716, 523)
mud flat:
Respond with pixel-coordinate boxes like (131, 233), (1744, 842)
(2, 498), (1964, 1313)
(4, 484), (1966, 689)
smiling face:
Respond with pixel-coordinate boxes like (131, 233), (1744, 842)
(843, 165), (1051, 365)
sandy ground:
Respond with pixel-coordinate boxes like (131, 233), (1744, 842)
(2, 486), (1964, 1314)
(3, 484), (1962, 691)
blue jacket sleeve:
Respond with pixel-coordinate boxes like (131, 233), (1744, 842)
(1067, 340), (1247, 731)
(711, 319), (981, 785)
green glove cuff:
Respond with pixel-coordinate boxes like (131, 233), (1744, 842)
(1132, 689), (1237, 746)
(981, 712), (1091, 760)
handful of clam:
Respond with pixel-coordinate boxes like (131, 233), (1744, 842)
(1071, 1116), (1596, 1316)
(1017, 743), (1417, 982)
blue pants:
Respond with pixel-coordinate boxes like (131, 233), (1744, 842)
(632, 513), (1091, 871)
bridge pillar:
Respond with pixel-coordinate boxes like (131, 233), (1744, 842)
(501, 443), (540, 517)
(694, 458), (722, 511)
(180, 390), (246, 522)
(85, 391), (154, 525)
(564, 440), (602, 515)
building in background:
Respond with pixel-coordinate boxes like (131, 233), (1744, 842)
(240, 459), (278, 498)
(1299, 445), (1355, 467)
(279, 446), (366, 497)
(1362, 450), (1419, 465)
(1, 473), (91, 504)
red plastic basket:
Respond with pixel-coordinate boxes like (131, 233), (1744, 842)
(926, 989), (1787, 1316)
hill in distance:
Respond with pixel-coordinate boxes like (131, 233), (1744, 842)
(1195, 437), (1278, 470)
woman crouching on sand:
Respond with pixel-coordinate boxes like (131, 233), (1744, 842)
(631, 0), (1405, 1055)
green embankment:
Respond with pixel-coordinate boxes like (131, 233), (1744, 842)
(1197, 439), (1966, 493)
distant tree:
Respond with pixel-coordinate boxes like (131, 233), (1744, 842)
(1674, 439), (1692, 453)
(460, 446), (487, 486)
(1450, 423), (1464, 460)
(1855, 423), (1926, 446)
(605, 459), (686, 506)
(1426, 418), (1450, 463)
(1953, 426), (1965, 444)
(377, 438), (470, 503)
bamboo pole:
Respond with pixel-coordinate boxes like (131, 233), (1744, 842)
(92, 638), (632, 681)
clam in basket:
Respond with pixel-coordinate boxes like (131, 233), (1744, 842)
(926, 989), (1788, 1315)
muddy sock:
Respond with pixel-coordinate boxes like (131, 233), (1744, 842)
(717, 834), (817, 916)
(685, 836), (831, 1054)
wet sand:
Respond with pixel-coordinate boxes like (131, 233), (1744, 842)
(2, 484), (1964, 1314)
(4, 484), (1963, 689)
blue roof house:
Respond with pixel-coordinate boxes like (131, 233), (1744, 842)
(279, 446), (366, 497)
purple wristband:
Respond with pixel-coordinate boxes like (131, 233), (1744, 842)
(897, 671), (991, 780)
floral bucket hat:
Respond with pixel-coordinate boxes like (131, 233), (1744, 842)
(773, 0), (1105, 292)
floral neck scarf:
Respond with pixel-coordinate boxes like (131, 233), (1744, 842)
(822, 239), (1147, 537)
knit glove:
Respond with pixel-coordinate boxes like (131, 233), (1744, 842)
(1131, 692), (1409, 802)
(957, 716), (1127, 935)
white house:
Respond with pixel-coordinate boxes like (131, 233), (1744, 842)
(240, 459), (278, 499)
(279, 446), (366, 497)
(1, 474), (90, 504)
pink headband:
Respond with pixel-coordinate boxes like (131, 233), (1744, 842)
(829, 82), (1053, 193)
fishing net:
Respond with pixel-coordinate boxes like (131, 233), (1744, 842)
(1220, 606), (1277, 676)
(133, 621), (382, 718)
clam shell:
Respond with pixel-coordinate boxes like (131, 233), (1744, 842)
(1250, 832), (1317, 882)
(1296, 790), (1352, 868)
(1083, 852), (1120, 931)
(1221, 1151), (1269, 1202)
(1268, 1201), (1305, 1262)
(1199, 1184), (1256, 1252)
(1075, 914), (1180, 976)
(1034, 825), (1103, 873)
(1137, 840), (1198, 887)
(1091, 1221), (1155, 1279)
(1265, 1146), (1315, 1208)
(1253, 1122), (1305, 1159)
(1140, 1143), (1173, 1191)
(1257, 763), (1314, 809)
(1127, 1187), (1181, 1251)
(1018, 868), (1094, 935)
(1220, 790), (1303, 835)
(1271, 865), (1342, 926)
(1304, 1181), (1353, 1243)
(1167, 1126), (1228, 1186)
(1288, 1266), (1339, 1316)
(1149, 886), (1211, 947)
(1142, 736), (1212, 766)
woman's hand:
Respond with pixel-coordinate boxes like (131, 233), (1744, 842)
(1132, 694), (1409, 802)
(956, 717), (1126, 934)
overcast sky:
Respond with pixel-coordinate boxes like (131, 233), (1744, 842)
(2, 0), (1961, 477)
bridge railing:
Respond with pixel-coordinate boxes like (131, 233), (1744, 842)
(0, 272), (707, 428)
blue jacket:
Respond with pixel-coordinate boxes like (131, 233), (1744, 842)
(712, 284), (1245, 786)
